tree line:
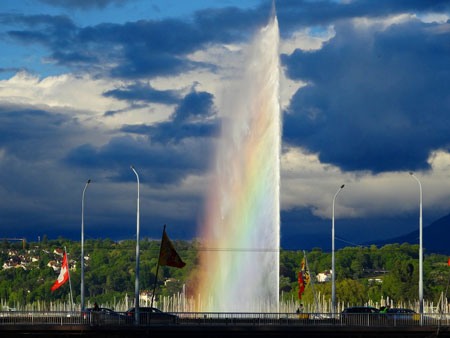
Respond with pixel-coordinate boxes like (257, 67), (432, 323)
(280, 244), (450, 305)
(1, 237), (449, 309)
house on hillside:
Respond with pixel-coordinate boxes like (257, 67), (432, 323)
(368, 278), (383, 284)
(47, 260), (59, 271)
(53, 249), (64, 257)
(2, 261), (14, 270)
(2, 260), (26, 270)
(316, 270), (332, 283)
(139, 290), (152, 302)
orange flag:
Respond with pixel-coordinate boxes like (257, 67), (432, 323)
(51, 251), (69, 291)
(448, 257), (450, 266)
(301, 256), (310, 285)
(158, 227), (186, 268)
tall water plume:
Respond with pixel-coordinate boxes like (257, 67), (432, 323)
(196, 11), (280, 312)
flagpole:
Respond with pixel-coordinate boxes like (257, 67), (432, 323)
(409, 172), (423, 315)
(151, 225), (166, 310)
(131, 166), (140, 325)
(81, 179), (90, 313)
(332, 184), (344, 314)
(65, 247), (74, 312)
(303, 250), (319, 313)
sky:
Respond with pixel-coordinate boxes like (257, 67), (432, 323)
(0, 0), (449, 250)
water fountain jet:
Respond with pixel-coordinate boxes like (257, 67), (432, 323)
(196, 10), (281, 312)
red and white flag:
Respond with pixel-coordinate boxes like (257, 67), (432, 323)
(51, 251), (69, 291)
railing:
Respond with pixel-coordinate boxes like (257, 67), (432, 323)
(0, 311), (450, 327)
(175, 312), (450, 327)
(0, 311), (86, 325)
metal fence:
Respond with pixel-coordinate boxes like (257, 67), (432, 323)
(175, 312), (450, 327)
(1, 311), (450, 327)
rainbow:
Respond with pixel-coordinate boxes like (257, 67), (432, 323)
(195, 12), (280, 312)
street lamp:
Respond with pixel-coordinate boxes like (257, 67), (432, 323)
(81, 179), (90, 312)
(131, 166), (140, 325)
(332, 184), (345, 314)
(409, 172), (423, 314)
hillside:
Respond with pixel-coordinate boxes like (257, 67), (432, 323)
(371, 213), (450, 254)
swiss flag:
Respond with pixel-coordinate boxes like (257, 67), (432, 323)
(448, 257), (450, 267)
(51, 251), (69, 291)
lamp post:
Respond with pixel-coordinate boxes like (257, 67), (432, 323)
(131, 166), (140, 325)
(81, 179), (90, 312)
(332, 184), (345, 314)
(409, 172), (423, 314)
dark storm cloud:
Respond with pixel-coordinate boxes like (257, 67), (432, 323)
(193, 0), (450, 38)
(103, 82), (181, 105)
(120, 88), (219, 143)
(121, 121), (218, 144)
(66, 88), (217, 183)
(0, 102), (206, 240)
(4, 14), (77, 46)
(64, 135), (213, 185)
(275, 0), (450, 32)
(172, 89), (216, 123)
(282, 19), (450, 173)
(4, 14), (220, 78)
(0, 104), (81, 161)
(39, 0), (135, 10)
(0, 104), (89, 235)
(110, 53), (205, 79)
(4, 1), (449, 78)
(103, 103), (148, 117)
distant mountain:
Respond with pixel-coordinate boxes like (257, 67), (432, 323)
(369, 213), (450, 255)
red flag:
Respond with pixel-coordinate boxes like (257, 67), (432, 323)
(448, 257), (450, 266)
(51, 251), (69, 291)
(298, 257), (307, 300)
(298, 256), (311, 300)
(158, 227), (186, 268)
(298, 270), (305, 300)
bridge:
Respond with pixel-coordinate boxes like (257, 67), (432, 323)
(1, 311), (450, 337)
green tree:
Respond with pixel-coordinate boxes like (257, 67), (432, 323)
(337, 279), (366, 305)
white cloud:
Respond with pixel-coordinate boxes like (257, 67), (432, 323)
(352, 13), (417, 30)
(0, 22), (320, 138)
(0, 72), (115, 113)
(0, 72), (174, 130)
(280, 26), (335, 55)
(418, 13), (450, 24)
(281, 147), (450, 220)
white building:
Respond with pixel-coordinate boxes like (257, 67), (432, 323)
(316, 270), (332, 283)
(53, 249), (64, 257)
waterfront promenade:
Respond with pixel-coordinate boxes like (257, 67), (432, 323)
(1, 312), (450, 337)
